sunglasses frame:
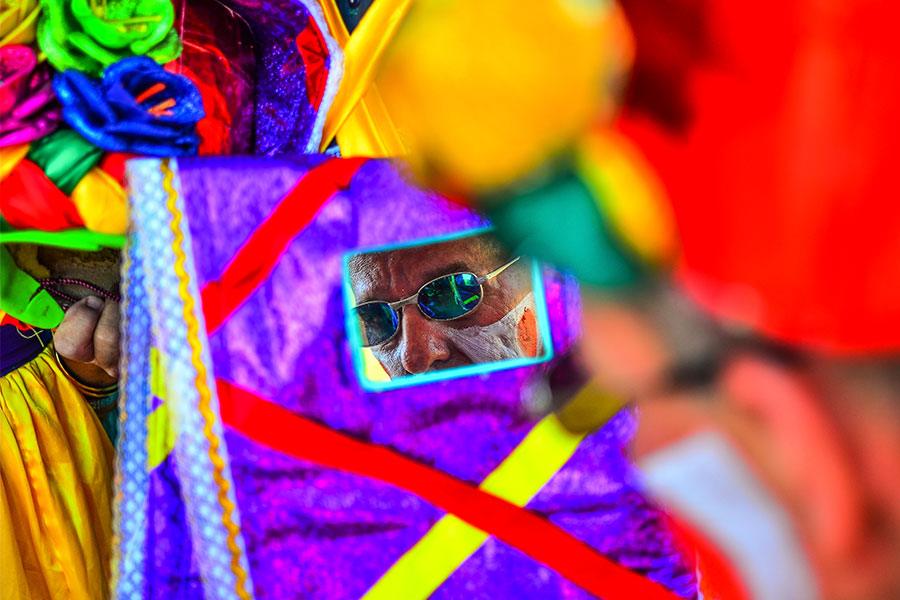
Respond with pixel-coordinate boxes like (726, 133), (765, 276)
(354, 256), (521, 347)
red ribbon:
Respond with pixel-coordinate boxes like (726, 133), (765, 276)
(217, 378), (682, 600)
(201, 157), (367, 334)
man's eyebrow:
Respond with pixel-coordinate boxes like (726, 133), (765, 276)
(357, 260), (476, 304)
(418, 261), (473, 286)
(353, 258), (482, 305)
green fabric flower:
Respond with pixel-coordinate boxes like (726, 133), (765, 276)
(37, 0), (181, 75)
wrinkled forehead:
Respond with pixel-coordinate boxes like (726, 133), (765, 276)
(349, 234), (505, 302)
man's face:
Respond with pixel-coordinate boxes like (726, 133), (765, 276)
(349, 235), (538, 377)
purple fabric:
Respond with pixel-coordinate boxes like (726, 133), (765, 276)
(168, 156), (697, 599)
(146, 455), (204, 600)
(0, 326), (52, 377)
(218, 0), (335, 155)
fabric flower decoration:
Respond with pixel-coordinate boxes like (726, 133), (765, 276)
(0, 45), (61, 146)
(0, 0), (41, 46)
(37, 0), (181, 75)
(53, 56), (204, 155)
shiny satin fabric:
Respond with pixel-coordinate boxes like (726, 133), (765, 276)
(0, 1), (40, 47)
(217, 0), (343, 155)
(117, 156), (697, 599)
(0, 44), (61, 147)
(0, 345), (115, 600)
(317, 0), (411, 157)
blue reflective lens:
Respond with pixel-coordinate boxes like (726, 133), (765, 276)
(354, 302), (399, 346)
(418, 273), (482, 319)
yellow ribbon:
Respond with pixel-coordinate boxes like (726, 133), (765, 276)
(318, 0), (411, 157)
(0, 144), (29, 179)
(70, 166), (128, 235)
(147, 347), (177, 470)
(362, 384), (624, 599)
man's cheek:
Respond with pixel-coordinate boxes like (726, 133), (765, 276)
(469, 296), (511, 327)
(516, 309), (539, 357)
(443, 321), (521, 363)
(373, 346), (404, 378)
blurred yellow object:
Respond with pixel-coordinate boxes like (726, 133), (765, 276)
(375, 0), (633, 194)
(577, 129), (678, 267)
(0, 0), (40, 46)
(0, 143), (30, 180)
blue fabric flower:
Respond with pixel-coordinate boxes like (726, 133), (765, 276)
(53, 56), (204, 156)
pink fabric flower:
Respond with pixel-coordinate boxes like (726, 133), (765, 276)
(0, 45), (61, 147)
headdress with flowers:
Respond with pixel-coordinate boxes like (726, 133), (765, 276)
(38, 0), (181, 75)
(0, 0), (203, 329)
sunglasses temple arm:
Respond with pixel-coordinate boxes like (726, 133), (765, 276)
(480, 256), (521, 283)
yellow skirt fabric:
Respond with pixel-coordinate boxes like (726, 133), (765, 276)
(0, 346), (114, 600)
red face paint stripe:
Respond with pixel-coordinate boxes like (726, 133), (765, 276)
(201, 157), (368, 334)
(216, 378), (681, 600)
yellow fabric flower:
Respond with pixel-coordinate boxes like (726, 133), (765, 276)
(0, 1), (41, 46)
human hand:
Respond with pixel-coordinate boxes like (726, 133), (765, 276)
(53, 296), (121, 388)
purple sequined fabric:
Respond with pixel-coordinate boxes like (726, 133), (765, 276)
(218, 0), (339, 154)
(143, 156), (699, 599)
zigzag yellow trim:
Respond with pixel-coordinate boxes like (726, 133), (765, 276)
(161, 159), (252, 599)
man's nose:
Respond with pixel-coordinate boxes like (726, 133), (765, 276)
(397, 306), (452, 374)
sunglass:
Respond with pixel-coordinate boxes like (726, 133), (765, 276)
(353, 257), (521, 347)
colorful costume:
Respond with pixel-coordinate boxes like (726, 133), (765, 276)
(3, 1), (701, 598)
(0, 336), (116, 599)
(117, 155), (695, 599)
(112, 1), (697, 599)
(0, 2), (208, 597)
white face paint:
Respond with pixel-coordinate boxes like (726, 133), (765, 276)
(640, 431), (820, 600)
(442, 292), (537, 364)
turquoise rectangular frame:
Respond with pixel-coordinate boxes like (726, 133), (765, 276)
(342, 227), (555, 392)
